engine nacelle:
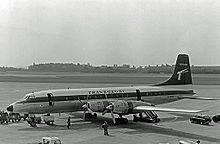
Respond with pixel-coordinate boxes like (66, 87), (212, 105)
(112, 100), (132, 114)
(112, 100), (152, 115)
(87, 101), (109, 112)
(87, 100), (153, 115)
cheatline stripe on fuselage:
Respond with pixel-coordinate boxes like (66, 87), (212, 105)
(17, 90), (194, 104)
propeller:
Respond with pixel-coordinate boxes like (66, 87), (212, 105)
(82, 104), (94, 114)
(79, 95), (94, 120)
(102, 104), (116, 124)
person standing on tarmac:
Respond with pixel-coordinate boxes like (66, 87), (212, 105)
(67, 116), (71, 129)
(102, 121), (109, 136)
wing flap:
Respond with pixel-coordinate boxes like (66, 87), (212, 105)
(134, 106), (202, 113)
(181, 96), (218, 100)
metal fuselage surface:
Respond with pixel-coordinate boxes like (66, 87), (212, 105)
(12, 85), (194, 114)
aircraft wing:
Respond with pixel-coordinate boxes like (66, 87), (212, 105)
(134, 106), (202, 113)
(181, 96), (218, 100)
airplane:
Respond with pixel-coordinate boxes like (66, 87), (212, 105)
(6, 54), (215, 126)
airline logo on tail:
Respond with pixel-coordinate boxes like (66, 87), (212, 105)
(177, 68), (189, 80)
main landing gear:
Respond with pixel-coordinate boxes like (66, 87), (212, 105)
(114, 115), (128, 125)
(84, 113), (97, 119)
(133, 111), (160, 123)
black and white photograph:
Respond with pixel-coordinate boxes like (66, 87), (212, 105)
(0, 0), (220, 144)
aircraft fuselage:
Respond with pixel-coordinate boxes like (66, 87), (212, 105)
(12, 86), (194, 114)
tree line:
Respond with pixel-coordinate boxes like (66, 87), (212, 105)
(1, 63), (220, 74)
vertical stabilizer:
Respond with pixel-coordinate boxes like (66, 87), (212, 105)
(155, 54), (192, 86)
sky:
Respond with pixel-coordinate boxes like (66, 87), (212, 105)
(0, 0), (219, 67)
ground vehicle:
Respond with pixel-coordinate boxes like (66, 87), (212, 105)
(20, 114), (28, 120)
(190, 115), (211, 125)
(212, 115), (220, 123)
(8, 113), (21, 122)
(27, 116), (41, 127)
(0, 111), (9, 124)
(41, 137), (61, 144)
(42, 115), (54, 125)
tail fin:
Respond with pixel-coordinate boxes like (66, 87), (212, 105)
(155, 54), (192, 86)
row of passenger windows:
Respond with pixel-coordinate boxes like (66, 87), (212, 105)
(76, 91), (180, 100)
(25, 91), (188, 101)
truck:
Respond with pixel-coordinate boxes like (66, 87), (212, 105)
(190, 115), (211, 125)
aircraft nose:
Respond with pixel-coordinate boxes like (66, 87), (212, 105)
(7, 105), (13, 112)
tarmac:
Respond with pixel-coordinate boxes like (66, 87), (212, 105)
(0, 78), (219, 144)
(0, 104), (220, 144)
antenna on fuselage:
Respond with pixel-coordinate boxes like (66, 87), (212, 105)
(136, 89), (141, 101)
(47, 93), (54, 106)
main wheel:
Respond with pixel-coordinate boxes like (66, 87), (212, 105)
(92, 113), (97, 119)
(115, 118), (128, 124)
(85, 113), (97, 119)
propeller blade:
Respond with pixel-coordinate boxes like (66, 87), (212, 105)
(87, 108), (94, 115)
(106, 104), (113, 111)
(102, 110), (109, 115)
(83, 109), (86, 120)
(82, 104), (87, 109)
(110, 110), (116, 124)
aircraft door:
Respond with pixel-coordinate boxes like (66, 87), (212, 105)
(47, 93), (54, 106)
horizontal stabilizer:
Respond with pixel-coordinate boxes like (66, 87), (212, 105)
(181, 96), (218, 100)
(134, 106), (202, 113)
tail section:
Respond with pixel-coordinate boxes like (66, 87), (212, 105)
(156, 54), (192, 86)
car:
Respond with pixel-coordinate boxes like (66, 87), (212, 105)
(190, 115), (211, 125)
(212, 115), (220, 123)
(40, 137), (61, 144)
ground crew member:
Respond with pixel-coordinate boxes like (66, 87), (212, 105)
(102, 121), (109, 136)
(67, 116), (71, 129)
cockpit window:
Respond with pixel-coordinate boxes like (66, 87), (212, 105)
(24, 93), (35, 99)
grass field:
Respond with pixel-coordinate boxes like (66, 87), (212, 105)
(1, 71), (220, 85)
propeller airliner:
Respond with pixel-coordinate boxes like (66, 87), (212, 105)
(7, 54), (213, 126)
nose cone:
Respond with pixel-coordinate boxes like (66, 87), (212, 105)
(7, 105), (13, 112)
